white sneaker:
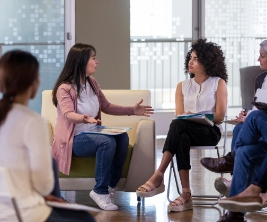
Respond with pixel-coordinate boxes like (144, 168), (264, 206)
(89, 190), (118, 211)
(108, 186), (116, 204)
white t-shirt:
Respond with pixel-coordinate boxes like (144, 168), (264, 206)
(0, 104), (53, 222)
(74, 83), (100, 135)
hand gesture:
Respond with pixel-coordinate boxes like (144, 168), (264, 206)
(133, 99), (154, 117)
(83, 114), (101, 124)
(183, 111), (194, 114)
(235, 109), (247, 123)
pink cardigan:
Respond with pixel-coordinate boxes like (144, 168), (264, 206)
(52, 77), (134, 175)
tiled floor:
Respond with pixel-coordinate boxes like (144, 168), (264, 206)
(62, 138), (267, 222)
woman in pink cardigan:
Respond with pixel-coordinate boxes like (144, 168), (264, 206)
(51, 43), (153, 211)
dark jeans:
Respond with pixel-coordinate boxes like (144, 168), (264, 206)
(231, 122), (243, 155)
(163, 119), (221, 171)
(252, 154), (267, 193)
(46, 207), (95, 222)
(229, 110), (267, 197)
(51, 158), (61, 198)
(73, 133), (129, 194)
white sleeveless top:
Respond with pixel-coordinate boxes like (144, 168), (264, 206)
(182, 76), (223, 132)
(182, 76), (220, 113)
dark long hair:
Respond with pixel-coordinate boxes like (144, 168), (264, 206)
(52, 43), (96, 107)
(184, 38), (228, 83)
(0, 50), (39, 125)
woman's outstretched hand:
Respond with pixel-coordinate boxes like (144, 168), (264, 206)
(83, 114), (101, 124)
(133, 99), (154, 117)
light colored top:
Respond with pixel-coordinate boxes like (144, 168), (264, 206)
(0, 104), (53, 222)
(52, 77), (135, 175)
(248, 76), (267, 114)
(74, 83), (99, 135)
(261, 76), (267, 90)
(182, 76), (222, 132)
(182, 77), (220, 113)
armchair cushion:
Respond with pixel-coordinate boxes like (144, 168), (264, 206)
(58, 145), (133, 178)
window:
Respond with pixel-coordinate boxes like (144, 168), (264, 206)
(130, 0), (192, 110)
(205, 0), (267, 107)
(131, 0), (267, 111)
(0, 0), (75, 112)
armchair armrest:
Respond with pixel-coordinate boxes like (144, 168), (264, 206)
(123, 119), (156, 191)
(45, 120), (53, 145)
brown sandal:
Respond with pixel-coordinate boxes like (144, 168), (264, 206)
(136, 170), (165, 197)
(168, 188), (193, 212)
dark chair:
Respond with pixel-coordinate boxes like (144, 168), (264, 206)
(239, 66), (263, 110)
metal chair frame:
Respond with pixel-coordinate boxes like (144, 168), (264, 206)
(0, 167), (23, 222)
(167, 119), (227, 206)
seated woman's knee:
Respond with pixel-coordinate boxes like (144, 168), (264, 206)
(233, 123), (243, 135)
(102, 136), (116, 150)
(119, 132), (129, 144)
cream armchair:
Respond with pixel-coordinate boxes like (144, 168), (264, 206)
(41, 89), (156, 192)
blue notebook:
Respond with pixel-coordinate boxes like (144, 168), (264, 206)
(176, 113), (214, 126)
(80, 126), (131, 135)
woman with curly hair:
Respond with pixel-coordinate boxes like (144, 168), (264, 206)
(136, 38), (228, 212)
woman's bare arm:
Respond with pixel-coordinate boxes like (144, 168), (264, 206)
(213, 79), (228, 124)
(175, 82), (184, 117)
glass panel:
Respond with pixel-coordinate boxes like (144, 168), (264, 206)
(130, 0), (193, 110)
(131, 0), (192, 40)
(0, 0), (64, 43)
(131, 42), (191, 109)
(0, 0), (65, 112)
(205, 0), (267, 107)
(2, 45), (64, 113)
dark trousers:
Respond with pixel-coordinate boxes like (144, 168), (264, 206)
(163, 119), (221, 171)
(252, 154), (267, 193)
(231, 122), (243, 154)
(51, 158), (61, 198)
(47, 160), (95, 222)
(46, 208), (95, 222)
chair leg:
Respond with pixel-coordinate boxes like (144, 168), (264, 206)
(215, 145), (226, 179)
(167, 159), (181, 202)
(167, 157), (223, 206)
(12, 198), (23, 222)
(215, 146), (220, 158)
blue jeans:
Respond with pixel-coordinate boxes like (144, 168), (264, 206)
(252, 154), (267, 192)
(72, 133), (129, 194)
(46, 207), (95, 222)
(231, 122), (243, 154)
(229, 110), (267, 197)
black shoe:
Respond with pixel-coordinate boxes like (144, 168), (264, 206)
(200, 152), (234, 173)
(218, 211), (246, 222)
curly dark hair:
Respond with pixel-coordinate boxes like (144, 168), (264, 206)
(184, 38), (228, 83)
